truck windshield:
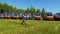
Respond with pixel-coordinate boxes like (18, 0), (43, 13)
(35, 14), (40, 16)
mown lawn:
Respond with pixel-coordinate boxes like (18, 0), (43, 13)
(0, 19), (60, 34)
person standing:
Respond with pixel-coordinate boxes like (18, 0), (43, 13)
(21, 14), (27, 25)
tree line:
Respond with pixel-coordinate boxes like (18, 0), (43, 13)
(0, 3), (46, 17)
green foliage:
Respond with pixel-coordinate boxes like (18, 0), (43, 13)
(25, 8), (30, 12)
(25, 6), (36, 16)
(41, 8), (46, 18)
(30, 6), (36, 16)
(36, 9), (40, 12)
(0, 3), (3, 12)
(0, 3), (25, 13)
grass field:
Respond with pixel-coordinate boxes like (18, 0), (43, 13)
(0, 19), (60, 34)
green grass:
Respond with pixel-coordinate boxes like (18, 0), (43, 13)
(0, 19), (60, 34)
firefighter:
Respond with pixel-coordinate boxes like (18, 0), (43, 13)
(21, 14), (27, 25)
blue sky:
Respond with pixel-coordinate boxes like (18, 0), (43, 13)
(0, 0), (60, 14)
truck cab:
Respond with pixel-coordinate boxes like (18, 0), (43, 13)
(34, 12), (41, 20)
(5, 13), (10, 19)
(10, 12), (14, 19)
(14, 13), (19, 19)
(54, 13), (60, 20)
(43, 12), (53, 20)
(0, 13), (4, 19)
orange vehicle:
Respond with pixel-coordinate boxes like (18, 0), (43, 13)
(0, 13), (4, 19)
(14, 14), (19, 19)
(44, 15), (53, 20)
(43, 12), (53, 20)
(58, 16), (60, 19)
(5, 13), (10, 19)
(34, 12), (41, 20)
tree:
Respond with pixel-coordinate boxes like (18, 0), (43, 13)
(8, 6), (13, 12)
(16, 9), (24, 13)
(30, 6), (36, 16)
(36, 9), (40, 12)
(1, 9), (5, 13)
(3, 3), (9, 12)
(25, 7), (30, 12)
(0, 3), (25, 13)
(41, 8), (46, 18)
(13, 7), (17, 13)
(0, 3), (3, 12)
